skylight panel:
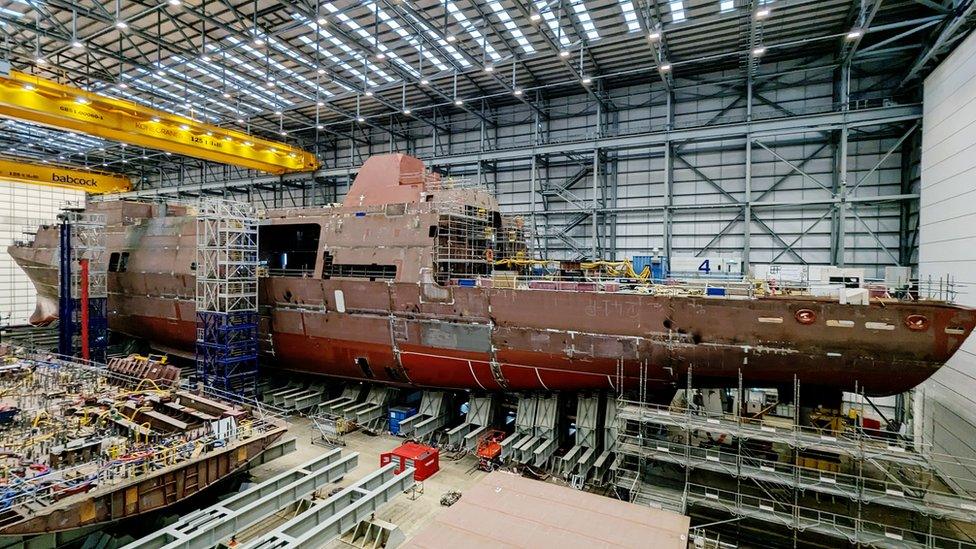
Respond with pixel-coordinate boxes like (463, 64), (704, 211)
(669, 0), (686, 22)
(571, 1), (600, 41)
(201, 49), (299, 107)
(295, 35), (380, 89)
(226, 37), (327, 101)
(487, 0), (535, 53)
(368, 1), (450, 71)
(534, 1), (572, 48)
(182, 56), (275, 111)
(618, 1), (641, 33)
(329, 10), (420, 79)
(398, 11), (471, 68)
(300, 12), (396, 84)
(446, 1), (502, 61)
(720, 0), (734, 11)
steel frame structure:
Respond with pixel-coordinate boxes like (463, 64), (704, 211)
(57, 210), (107, 363)
(194, 198), (259, 394)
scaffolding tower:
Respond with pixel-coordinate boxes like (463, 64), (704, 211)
(57, 210), (107, 363)
(195, 199), (259, 395)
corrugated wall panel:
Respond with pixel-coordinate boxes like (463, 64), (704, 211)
(916, 30), (976, 496)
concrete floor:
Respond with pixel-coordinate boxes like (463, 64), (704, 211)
(247, 417), (491, 543)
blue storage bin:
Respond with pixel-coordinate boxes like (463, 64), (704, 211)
(388, 406), (418, 435)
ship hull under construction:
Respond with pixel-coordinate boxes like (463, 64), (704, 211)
(8, 154), (976, 397)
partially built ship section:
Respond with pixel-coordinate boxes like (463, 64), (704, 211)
(0, 351), (286, 537)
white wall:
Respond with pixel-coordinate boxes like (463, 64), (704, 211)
(916, 30), (976, 495)
(0, 181), (85, 326)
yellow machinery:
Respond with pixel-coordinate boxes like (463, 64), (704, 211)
(0, 71), (319, 175)
(0, 157), (131, 194)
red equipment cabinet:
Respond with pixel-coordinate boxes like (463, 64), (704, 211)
(380, 442), (440, 481)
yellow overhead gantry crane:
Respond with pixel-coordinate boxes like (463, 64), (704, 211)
(0, 157), (131, 194)
(0, 71), (319, 175)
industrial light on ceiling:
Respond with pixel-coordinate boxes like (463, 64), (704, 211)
(513, 88), (523, 97)
(317, 17), (327, 26)
(454, 98), (464, 106)
(402, 108), (411, 115)
(115, 20), (128, 30)
(446, 35), (456, 43)
(254, 37), (265, 47)
(317, 67), (326, 74)
(279, 130), (287, 136)
(168, 0), (181, 6)
(559, 50), (570, 58)
(752, 46), (767, 56)
(317, 101), (325, 107)
(529, 12), (541, 22)
(222, 91), (231, 99)
(179, 124), (189, 130)
(71, 39), (85, 50)
(420, 78), (430, 85)
(376, 52), (387, 60)
(365, 89), (374, 97)
(316, 124), (324, 130)
(237, 117), (245, 124)
(118, 81), (128, 89)
(75, 96), (89, 105)
(266, 79), (276, 88)
(34, 55), (47, 65)
(755, 7), (771, 18)
(847, 29), (864, 39)
(23, 83), (35, 91)
(274, 109), (283, 116)
(660, 63), (672, 72)
(357, 115), (366, 123)
(201, 54), (211, 62)
(483, 64), (494, 73)
(581, 76), (592, 85)
(647, 30), (661, 41)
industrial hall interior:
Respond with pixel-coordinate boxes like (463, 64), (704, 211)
(1, 0), (976, 547)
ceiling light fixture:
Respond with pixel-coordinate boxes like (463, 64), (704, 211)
(513, 88), (523, 97)
(317, 101), (325, 107)
(454, 98), (464, 106)
(484, 65), (494, 73)
(317, 67), (326, 74)
(581, 76), (592, 85)
(254, 37), (264, 46)
(365, 89), (374, 97)
(377, 52), (386, 60)
(847, 29), (863, 39)
(317, 17), (327, 25)
(237, 118), (245, 124)
(71, 39), (85, 50)
(316, 124), (324, 129)
(274, 109), (282, 116)
(446, 35), (456, 43)
(115, 20), (128, 30)
(402, 108), (411, 115)
(75, 96), (89, 104)
(660, 63), (672, 72)
(35, 55), (47, 65)
(23, 84), (35, 91)
(279, 130), (287, 136)
(168, 0), (181, 6)
(201, 54), (211, 62)
(752, 46), (767, 56)
(222, 91), (231, 99)
(119, 81), (128, 89)
(529, 12), (541, 22)
(420, 78), (430, 85)
(559, 50), (570, 58)
(647, 31), (661, 41)
(356, 116), (366, 123)
(179, 124), (189, 130)
(755, 7), (771, 18)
